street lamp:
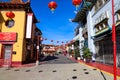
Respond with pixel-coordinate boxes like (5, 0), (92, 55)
(111, 0), (117, 80)
(36, 35), (40, 65)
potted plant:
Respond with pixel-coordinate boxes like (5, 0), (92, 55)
(82, 48), (92, 62)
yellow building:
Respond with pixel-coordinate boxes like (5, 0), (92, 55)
(0, 0), (40, 67)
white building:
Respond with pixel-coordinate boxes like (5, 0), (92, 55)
(72, 0), (120, 67)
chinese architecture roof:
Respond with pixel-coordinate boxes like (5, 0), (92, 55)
(0, 0), (30, 11)
(0, 0), (39, 23)
(72, 0), (96, 22)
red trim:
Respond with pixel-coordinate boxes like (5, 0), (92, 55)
(11, 61), (22, 67)
(70, 57), (120, 76)
(27, 13), (33, 16)
(79, 60), (120, 76)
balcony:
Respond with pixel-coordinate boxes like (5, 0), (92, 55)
(72, 0), (93, 22)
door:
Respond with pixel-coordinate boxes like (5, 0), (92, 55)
(3, 44), (12, 66)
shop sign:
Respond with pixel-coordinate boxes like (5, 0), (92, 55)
(94, 11), (109, 25)
(0, 32), (17, 42)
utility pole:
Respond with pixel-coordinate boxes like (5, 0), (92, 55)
(111, 0), (117, 80)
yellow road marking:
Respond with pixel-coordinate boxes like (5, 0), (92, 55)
(78, 61), (120, 79)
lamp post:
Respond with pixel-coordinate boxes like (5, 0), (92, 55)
(36, 35), (40, 65)
(111, 0), (117, 80)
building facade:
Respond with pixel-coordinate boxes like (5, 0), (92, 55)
(72, 0), (120, 67)
(0, 0), (42, 67)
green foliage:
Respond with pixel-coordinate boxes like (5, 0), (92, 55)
(83, 48), (92, 59)
(68, 48), (72, 55)
(74, 46), (80, 57)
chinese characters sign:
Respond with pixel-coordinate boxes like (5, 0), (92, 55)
(0, 32), (17, 42)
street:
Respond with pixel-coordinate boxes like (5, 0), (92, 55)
(0, 54), (118, 80)
(0, 54), (117, 80)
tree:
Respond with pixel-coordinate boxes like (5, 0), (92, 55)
(74, 46), (80, 60)
(82, 48), (92, 62)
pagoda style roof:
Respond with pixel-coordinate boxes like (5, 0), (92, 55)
(0, 0), (30, 10)
(0, 0), (39, 23)
(0, 0), (30, 3)
(72, 0), (96, 22)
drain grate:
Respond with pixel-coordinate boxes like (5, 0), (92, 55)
(6, 68), (11, 70)
(93, 68), (97, 70)
(38, 70), (43, 72)
(25, 70), (30, 72)
(72, 76), (77, 79)
(84, 72), (89, 74)
(52, 70), (57, 72)
(73, 69), (77, 71)
(83, 69), (87, 71)
(14, 69), (19, 71)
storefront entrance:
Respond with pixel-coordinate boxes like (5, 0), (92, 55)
(2, 44), (12, 67)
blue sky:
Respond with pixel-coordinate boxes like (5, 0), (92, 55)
(30, 0), (78, 45)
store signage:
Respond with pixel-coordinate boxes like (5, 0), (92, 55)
(0, 32), (17, 42)
(26, 13), (33, 38)
(94, 11), (109, 25)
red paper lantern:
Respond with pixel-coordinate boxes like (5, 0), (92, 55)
(6, 11), (15, 18)
(72, 0), (82, 10)
(48, 1), (57, 13)
(51, 40), (53, 42)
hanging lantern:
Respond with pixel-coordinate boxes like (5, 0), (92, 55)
(51, 40), (53, 42)
(48, 1), (57, 13)
(72, 0), (82, 10)
(6, 11), (15, 18)
(45, 38), (47, 40)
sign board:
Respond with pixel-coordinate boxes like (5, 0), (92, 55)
(26, 13), (33, 38)
(0, 32), (17, 42)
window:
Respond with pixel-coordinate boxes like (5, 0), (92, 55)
(94, 0), (108, 12)
(116, 13), (120, 21)
(95, 20), (108, 33)
(103, 0), (108, 3)
(5, 19), (15, 28)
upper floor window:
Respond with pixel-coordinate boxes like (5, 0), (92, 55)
(116, 12), (120, 21)
(94, 0), (108, 12)
(94, 20), (108, 33)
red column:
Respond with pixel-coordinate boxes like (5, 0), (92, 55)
(111, 0), (117, 80)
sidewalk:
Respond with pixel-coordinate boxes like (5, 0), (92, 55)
(70, 57), (120, 77)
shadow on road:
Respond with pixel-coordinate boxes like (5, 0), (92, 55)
(40, 55), (58, 61)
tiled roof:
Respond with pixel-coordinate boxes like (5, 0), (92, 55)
(0, 0), (30, 3)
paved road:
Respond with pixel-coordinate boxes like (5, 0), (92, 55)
(0, 54), (119, 80)
(40, 54), (77, 64)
